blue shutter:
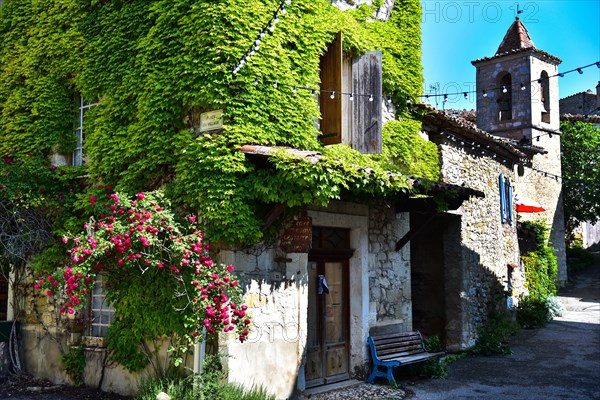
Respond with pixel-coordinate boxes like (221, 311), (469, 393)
(499, 174), (506, 223)
(507, 178), (513, 225)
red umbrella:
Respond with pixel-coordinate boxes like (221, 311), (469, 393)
(515, 196), (545, 213)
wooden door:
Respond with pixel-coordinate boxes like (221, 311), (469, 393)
(305, 258), (349, 387)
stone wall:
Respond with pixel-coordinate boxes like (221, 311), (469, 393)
(368, 205), (411, 330)
(220, 200), (410, 398)
(436, 137), (526, 350)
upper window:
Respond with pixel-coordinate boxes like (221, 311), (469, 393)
(73, 96), (97, 166)
(318, 32), (383, 154)
(497, 73), (512, 121)
(88, 274), (114, 337)
(539, 71), (550, 123)
(499, 173), (513, 225)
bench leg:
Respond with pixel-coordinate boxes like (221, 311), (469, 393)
(368, 364), (397, 387)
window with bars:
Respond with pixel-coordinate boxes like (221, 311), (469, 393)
(73, 97), (97, 167)
(89, 275), (114, 337)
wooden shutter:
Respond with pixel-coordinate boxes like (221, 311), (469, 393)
(499, 174), (507, 224)
(319, 32), (343, 145)
(506, 177), (513, 225)
(352, 51), (382, 154)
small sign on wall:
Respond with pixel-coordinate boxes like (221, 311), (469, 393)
(200, 109), (223, 132)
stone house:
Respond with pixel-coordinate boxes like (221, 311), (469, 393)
(0, 9), (569, 400)
(411, 16), (568, 351)
(0, 1), (482, 399)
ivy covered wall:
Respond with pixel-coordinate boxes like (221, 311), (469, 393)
(0, 0), (436, 245)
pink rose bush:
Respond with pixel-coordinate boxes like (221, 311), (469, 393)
(35, 190), (251, 346)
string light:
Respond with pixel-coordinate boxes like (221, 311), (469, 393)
(463, 92), (468, 99)
(292, 86), (297, 93)
(330, 91), (335, 99)
(349, 93), (354, 101)
(370, 94), (374, 102)
(232, 0), (292, 75)
(420, 60), (599, 100)
(273, 81), (278, 88)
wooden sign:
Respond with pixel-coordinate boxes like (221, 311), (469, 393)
(199, 109), (223, 132)
(280, 215), (312, 253)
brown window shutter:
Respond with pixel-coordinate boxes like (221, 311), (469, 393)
(352, 51), (382, 154)
(319, 31), (343, 145)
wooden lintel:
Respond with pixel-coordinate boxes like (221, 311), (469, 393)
(395, 213), (437, 252)
(261, 203), (287, 231)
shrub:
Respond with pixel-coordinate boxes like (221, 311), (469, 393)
(471, 310), (519, 355)
(516, 296), (551, 329)
(545, 295), (565, 318)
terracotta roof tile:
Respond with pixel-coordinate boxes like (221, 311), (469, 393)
(496, 17), (535, 55)
(471, 18), (561, 65)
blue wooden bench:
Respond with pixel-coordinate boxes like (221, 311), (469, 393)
(367, 330), (444, 386)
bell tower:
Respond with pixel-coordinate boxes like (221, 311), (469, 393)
(472, 17), (567, 285)
(472, 16), (562, 140)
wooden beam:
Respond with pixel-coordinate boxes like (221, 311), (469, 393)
(261, 203), (287, 231)
(395, 213), (437, 252)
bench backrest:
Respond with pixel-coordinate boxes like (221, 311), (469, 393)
(368, 331), (427, 361)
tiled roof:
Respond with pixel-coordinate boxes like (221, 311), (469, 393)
(496, 17), (535, 55)
(471, 18), (561, 65)
(417, 104), (526, 160)
(239, 144), (484, 198)
(561, 114), (600, 123)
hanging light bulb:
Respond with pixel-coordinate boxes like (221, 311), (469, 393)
(425, 94), (430, 100)
(577, 68), (583, 74)
(549, 132), (553, 138)
(260, 31), (266, 38)
(558, 73), (565, 77)
(502, 86), (508, 93)
(520, 82), (526, 90)
(330, 91), (335, 99)
(292, 86), (297, 93)
(349, 93), (354, 101)
(596, 62), (600, 68)
(482, 90), (487, 97)
(281, 5), (287, 15)
(370, 94), (375, 102)
(311, 88), (316, 97)
(463, 92), (468, 100)
(250, 48), (255, 56)
(254, 44), (259, 51)
(286, 0), (291, 5)
(254, 77), (259, 85)
(387, 96), (392, 103)
(273, 81), (278, 88)
(269, 23), (275, 32)
(274, 13), (280, 24)
(255, 38), (261, 46)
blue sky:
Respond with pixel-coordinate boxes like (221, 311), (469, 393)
(420, 0), (600, 110)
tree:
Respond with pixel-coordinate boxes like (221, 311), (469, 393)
(560, 120), (600, 237)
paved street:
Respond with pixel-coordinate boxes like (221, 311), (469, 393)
(405, 255), (600, 400)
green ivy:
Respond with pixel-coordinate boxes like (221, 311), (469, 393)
(521, 221), (558, 301)
(0, 0), (436, 245)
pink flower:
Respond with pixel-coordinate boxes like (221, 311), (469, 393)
(89, 196), (97, 205)
(227, 265), (234, 272)
(136, 192), (145, 200)
(62, 236), (69, 244)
